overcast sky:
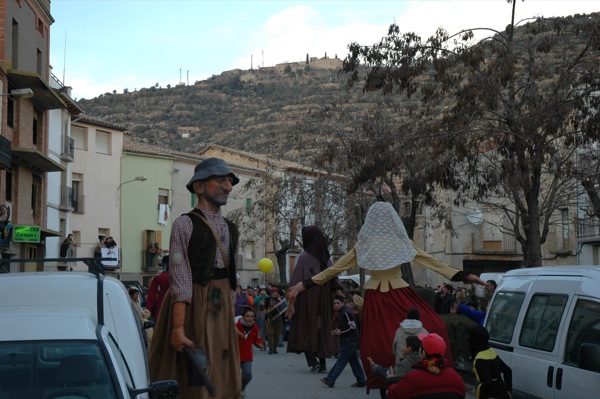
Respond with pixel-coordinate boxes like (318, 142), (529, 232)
(49, 0), (599, 100)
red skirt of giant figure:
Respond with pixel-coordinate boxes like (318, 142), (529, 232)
(360, 285), (454, 390)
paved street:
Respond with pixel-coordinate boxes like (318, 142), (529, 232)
(246, 342), (477, 398)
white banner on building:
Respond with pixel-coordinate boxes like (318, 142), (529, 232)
(101, 247), (119, 267)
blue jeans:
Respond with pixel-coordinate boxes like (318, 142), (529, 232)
(241, 361), (253, 390)
(323, 340), (366, 386)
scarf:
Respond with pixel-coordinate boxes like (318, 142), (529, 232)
(417, 356), (445, 375)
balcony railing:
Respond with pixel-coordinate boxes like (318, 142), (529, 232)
(72, 193), (85, 214)
(61, 135), (74, 162)
(60, 185), (73, 211)
(576, 218), (600, 240)
(472, 232), (518, 254)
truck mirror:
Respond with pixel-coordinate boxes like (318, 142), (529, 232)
(579, 343), (600, 372)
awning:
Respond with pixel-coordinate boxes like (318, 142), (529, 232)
(12, 147), (65, 172)
(7, 69), (67, 111)
(39, 226), (62, 239)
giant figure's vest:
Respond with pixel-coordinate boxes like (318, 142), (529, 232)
(186, 208), (239, 289)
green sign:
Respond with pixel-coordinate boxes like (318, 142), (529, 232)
(13, 225), (41, 243)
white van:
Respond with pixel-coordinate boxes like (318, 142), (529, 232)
(0, 270), (178, 399)
(484, 266), (600, 399)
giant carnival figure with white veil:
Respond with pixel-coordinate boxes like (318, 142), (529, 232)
(288, 202), (485, 396)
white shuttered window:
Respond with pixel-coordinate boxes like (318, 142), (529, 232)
(95, 130), (111, 154)
(72, 126), (87, 150)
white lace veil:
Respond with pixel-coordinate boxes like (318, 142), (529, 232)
(356, 202), (416, 270)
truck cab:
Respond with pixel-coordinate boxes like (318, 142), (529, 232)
(485, 266), (600, 399)
(0, 269), (177, 399)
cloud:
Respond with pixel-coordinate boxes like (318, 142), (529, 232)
(231, 5), (389, 69)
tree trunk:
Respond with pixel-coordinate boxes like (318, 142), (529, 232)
(521, 198), (543, 267)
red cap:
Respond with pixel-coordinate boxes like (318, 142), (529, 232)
(418, 333), (446, 356)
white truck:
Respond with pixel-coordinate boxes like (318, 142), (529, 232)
(485, 266), (600, 398)
(0, 261), (178, 399)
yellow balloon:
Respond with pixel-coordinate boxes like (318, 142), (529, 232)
(258, 258), (273, 273)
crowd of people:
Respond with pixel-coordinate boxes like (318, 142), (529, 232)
(136, 157), (511, 399)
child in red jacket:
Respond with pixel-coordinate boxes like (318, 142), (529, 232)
(236, 306), (265, 396)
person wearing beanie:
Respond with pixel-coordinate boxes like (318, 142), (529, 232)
(388, 333), (466, 399)
(468, 325), (512, 399)
(391, 306), (428, 365)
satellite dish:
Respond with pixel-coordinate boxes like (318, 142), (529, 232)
(467, 207), (483, 225)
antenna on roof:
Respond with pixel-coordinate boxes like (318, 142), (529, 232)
(262, 50), (264, 68)
(62, 30), (67, 85)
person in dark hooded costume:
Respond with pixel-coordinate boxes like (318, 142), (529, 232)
(286, 226), (343, 374)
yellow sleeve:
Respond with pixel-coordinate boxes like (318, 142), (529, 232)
(312, 247), (358, 285)
(412, 245), (461, 280)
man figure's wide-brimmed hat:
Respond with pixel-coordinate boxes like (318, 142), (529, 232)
(186, 157), (239, 193)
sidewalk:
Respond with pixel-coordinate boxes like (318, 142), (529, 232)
(246, 342), (477, 398)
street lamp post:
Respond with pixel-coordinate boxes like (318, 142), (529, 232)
(0, 88), (35, 98)
(117, 176), (147, 191)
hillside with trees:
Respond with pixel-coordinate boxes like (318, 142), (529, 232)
(76, 57), (397, 162)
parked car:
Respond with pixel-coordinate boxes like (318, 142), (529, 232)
(0, 270), (178, 399)
(485, 266), (600, 398)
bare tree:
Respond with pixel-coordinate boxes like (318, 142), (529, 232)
(229, 167), (358, 284)
(342, 1), (600, 267)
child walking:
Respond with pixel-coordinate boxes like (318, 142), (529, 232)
(236, 306), (266, 398)
(468, 324), (512, 399)
(320, 295), (367, 388)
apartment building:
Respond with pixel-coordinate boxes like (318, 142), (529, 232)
(69, 115), (126, 273)
(45, 75), (83, 269)
(1, 0), (69, 272)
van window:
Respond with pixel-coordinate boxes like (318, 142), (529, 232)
(0, 341), (117, 399)
(519, 294), (567, 352)
(564, 299), (600, 367)
(487, 291), (525, 343)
